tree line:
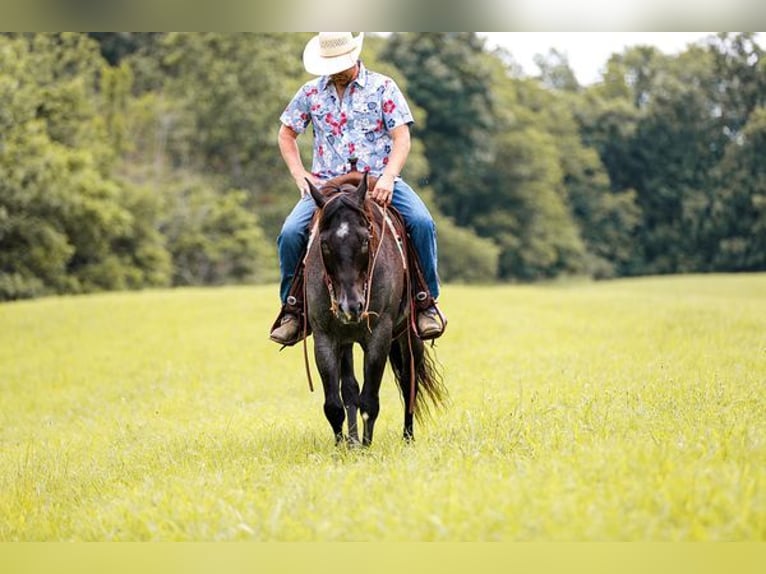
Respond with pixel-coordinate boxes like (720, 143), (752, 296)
(1, 32), (763, 301)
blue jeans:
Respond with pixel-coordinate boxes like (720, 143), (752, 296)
(277, 179), (440, 304)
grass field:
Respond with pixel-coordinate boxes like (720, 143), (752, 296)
(0, 274), (764, 541)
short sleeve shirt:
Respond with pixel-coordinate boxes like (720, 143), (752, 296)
(280, 61), (414, 179)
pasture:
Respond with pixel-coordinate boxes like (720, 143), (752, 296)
(0, 275), (763, 540)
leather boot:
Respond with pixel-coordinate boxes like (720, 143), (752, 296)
(416, 304), (447, 340)
(269, 313), (301, 345)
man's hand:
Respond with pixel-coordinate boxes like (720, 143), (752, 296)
(371, 173), (395, 207)
(293, 170), (319, 197)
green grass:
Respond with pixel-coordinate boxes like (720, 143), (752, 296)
(0, 274), (764, 540)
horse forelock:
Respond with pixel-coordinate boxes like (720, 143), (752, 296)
(317, 188), (371, 233)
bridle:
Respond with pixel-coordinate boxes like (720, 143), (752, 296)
(308, 190), (378, 323)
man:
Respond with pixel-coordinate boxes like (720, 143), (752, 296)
(270, 32), (446, 345)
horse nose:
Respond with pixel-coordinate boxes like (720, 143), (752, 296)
(339, 293), (364, 323)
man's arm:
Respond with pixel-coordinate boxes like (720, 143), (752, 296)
(278, 124), (319, 197)
(370, 124), (411, 207)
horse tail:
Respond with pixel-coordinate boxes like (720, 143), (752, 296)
(390, 335), (449, 424)
(413, 341), (449, 423)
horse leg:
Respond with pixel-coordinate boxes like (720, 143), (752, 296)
(313, 333), (345, 445)
(340, 345), (361, 446)
(360, 326), (392, 446)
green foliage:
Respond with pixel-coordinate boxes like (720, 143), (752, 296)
(123, 33), (311, 242)
(480, 126), (586, 279)
(706, 33), (766, 138)
(431, 210), (500, 283)
(710, 107), (766, 269)
(579, 35), (765, 275)
(0, 34), (171, 300)
(159, 177), (277, 286)
(534, 48), (580, 92)
(474, 63), (592, 280)
(106, 182), (172, 290)
(88, 32), (162, 66)
(4, 32), (766, 301)
(381, 33), (495, 225)
(0, 118), (135, 296)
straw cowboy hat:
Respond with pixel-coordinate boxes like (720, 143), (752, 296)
(303, 32), (365, 76)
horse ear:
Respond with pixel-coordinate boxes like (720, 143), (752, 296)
(308, 179), (325, 208)
(355, 172), (368, 207)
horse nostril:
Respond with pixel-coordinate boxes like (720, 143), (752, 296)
(337, 292), (365, 323)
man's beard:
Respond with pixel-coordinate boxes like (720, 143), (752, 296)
(331, 75), (351, 87)
(330, 66), (356, 87)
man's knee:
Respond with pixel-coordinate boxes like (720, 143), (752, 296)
(280, 215), (306, 239)
(278, 221), (307, 255)
(408, 213), (436, 237)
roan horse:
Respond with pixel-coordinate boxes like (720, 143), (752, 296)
(303, 173), (447, 446)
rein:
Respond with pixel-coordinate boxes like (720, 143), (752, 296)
(361, 202), (408, 330)
(360, 205), (383, 330)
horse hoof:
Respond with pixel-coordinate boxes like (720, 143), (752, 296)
(345, 436), (363, 449)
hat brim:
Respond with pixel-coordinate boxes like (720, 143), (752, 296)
(303, 33), (364, 76)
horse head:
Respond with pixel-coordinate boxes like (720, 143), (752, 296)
(308, 174), (371, 324)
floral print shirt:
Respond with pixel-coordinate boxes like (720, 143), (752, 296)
(280, 61), (414, 179)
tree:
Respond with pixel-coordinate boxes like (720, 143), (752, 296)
(88, 33), (161, 66)
(122, 34), (312, 240)
(580, 43), (726, 274)
(534, 49), (580, 92)
(159, 178), (277, 286)
(0, 34), (171, 299)
(710, 107), (766, 270)
(381, 33), (495, 226)
(706, 33), (766, 140)
(479, 124), (586, 280)
(559, 93), (641, 278)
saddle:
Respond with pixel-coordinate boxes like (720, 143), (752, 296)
(271, 167), (436, 346)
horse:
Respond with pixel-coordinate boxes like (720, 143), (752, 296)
(303, 173), (447, 446)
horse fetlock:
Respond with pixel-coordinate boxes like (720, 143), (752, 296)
(361, 410), (378, 446)
(359, 401), (379, 421)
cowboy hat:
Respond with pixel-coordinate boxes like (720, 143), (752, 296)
(303, 32), (365, 76)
